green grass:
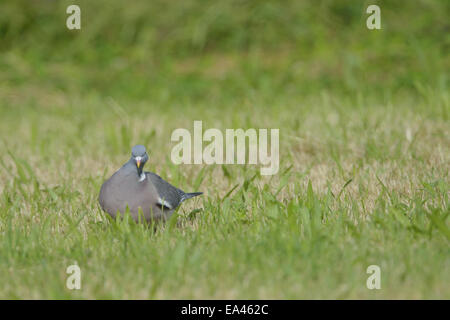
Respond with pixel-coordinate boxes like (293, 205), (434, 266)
(0, 0), (449, 299)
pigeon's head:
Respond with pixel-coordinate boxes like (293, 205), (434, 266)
(131, 145), (149, 171)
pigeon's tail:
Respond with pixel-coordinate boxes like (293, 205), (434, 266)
(181, 192), (203, 202)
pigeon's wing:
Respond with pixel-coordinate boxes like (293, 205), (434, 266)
(146, 172), (185, 210)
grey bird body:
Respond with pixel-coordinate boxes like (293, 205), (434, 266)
(99, 146), (202, 223)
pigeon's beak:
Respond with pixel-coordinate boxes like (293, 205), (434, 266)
(136, 159), (141, 168)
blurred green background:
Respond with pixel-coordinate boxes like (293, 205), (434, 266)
(1, 0), (448, 104)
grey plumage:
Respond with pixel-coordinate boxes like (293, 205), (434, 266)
(98, 145), (202, 223)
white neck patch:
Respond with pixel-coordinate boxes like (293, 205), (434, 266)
(139, 172), (146, 182)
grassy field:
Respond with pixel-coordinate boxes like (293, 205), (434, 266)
(0, 0), (448, 299)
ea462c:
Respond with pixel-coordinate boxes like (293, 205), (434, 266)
(225, 304), (269, 315)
